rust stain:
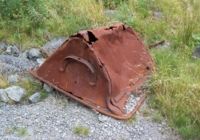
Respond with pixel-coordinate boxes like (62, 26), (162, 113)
(30, 23), (154, 119)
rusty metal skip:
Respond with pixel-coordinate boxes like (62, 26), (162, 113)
(30, 23), (154, 119)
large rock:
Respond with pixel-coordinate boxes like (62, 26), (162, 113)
(192, 46), (200, 59)
(0, 89), (9, 102)
(41, 37), (66, 56)
(29, 92), (41, 103)
(27, 48), (42, 60)
(5, 86), (26, 102)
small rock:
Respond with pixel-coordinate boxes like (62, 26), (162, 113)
(19, 50), (28, 59)
(0, 42), (7, 52)
(104, 9), (117, 17)
(29, 92), (41, 103)
(5, 45), (20, 57)
(153, 11), (163, 19)
(7, 74), (19, 84)
(27, 48), (42, 60)
(36, 58), (46, 66)
(5, 86), (26, 102)
(192, 46), (200, 59)
(0, 89), (9, 102)
(98, 114), (109, 122)
(43, 84), (53, 93)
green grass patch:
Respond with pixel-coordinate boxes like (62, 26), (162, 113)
(0, 0), (107, 49)
(73, 125), (90, 136)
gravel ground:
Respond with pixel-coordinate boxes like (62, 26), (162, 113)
(0, 93), (181, 140)
(0, 39), (181, 140)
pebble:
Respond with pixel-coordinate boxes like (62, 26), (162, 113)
(29, 92), (41, 103)
(43, 84), (53, 93)
(36, 58), (46, 66)
(5, 45), (20, 57)
(27, 48), (42, 60)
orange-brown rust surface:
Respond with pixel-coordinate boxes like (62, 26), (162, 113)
(30, 23), (154, 119)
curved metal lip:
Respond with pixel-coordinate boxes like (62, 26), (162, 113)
(30, 69), (147, 120)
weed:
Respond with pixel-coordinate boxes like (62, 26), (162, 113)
(73, 125), (90, 136)
(126, 116), (136, 124)
(0, 75), (9, 88)
(5, 126), (28, 137)
(18, 78), (42, 100)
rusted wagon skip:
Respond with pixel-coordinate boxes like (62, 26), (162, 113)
(31, 23), (154, 119)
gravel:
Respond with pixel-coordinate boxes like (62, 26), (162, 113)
(0, 55), (35, 75)
(0, 93), (181, 140)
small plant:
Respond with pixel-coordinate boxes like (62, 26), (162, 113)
(40, 90), (48, 100)
(5, 126), (28, 137)
(0, 75), (9, 88)
(73, 125), (90, 136)
(16, 127), (28, 137)
(126, 116), (136, 124)
(152, 111), (163, 123)
(18, 78), (42, 100)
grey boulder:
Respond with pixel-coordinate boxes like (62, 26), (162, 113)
(5, 86), (26, 102)
(0, 89), (9, 102)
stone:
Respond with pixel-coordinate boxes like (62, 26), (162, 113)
(5, 45), (20, 57)
(153, 11), (163, 19)
(29, 92), (41, 103)
(0, 42), (7, 52)
(0, 89), (9, 102)
(43, 84), (53, 93)
(19, 50), (28, 59)
(27, 48), (42, 60)
(36, 58), (46, 66)
(192, 46), (200, 59)
(98, 114), (109, 122)
(5, 86), (26, 102)
(104, 9), (117, 17)
(42, 37), (66, 56)
(7, 74), (19, 84)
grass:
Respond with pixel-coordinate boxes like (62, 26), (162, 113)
(73, 125), (90, 136)
(1, 0), (200, 139)
(0, 75), (9, 88)
(5, 126), (28, 137)
(17, 78), (43, 100)
(0, 0), (107, 50)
